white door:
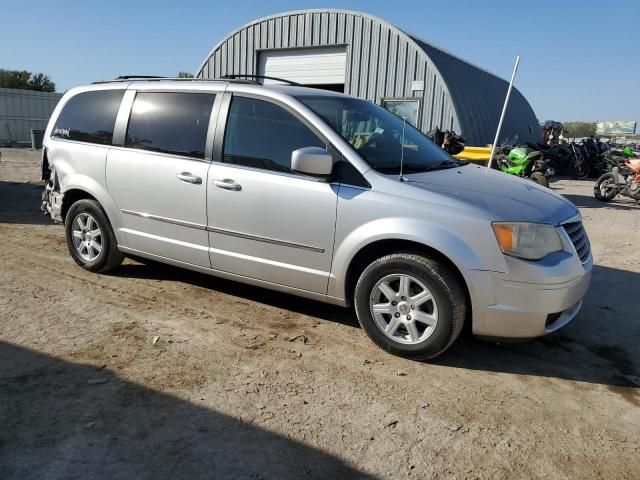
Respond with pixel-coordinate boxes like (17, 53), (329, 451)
(258, 47), (347, 86)
(207, 95), (338, 294)
(106, 91), (216, 267)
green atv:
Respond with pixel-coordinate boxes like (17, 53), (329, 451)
(493, 144), (554, 188)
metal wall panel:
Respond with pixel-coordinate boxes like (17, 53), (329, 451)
(0, 88), (62, 145)
(196, 9), (540, 145)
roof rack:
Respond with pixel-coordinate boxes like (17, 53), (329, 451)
(221, 74), (302, 86)
(115, 75), (167, 80)
(92, 76), (264, 85)
(91, 75), (302, 86)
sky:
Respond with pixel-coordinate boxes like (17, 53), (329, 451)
(1, 0), (638, 124)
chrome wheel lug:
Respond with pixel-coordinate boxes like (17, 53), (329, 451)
(411, 305), (415, 309)
(394, 312), (400, 318)
(406, 315), (411, 321)
(401, 296), (406, 301)
(391, 301), (397, 306)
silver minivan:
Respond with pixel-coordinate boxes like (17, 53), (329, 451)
(41, 78), (592, 359)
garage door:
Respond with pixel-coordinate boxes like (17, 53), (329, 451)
(258, 47), (347, 87)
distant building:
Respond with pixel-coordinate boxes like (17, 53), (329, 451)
(0, 88), (62, 146)
(197, 9), (541, 146)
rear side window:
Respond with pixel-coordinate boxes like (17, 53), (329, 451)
(125, 92), (215, 159)
(223, 96), (325, 173)
(51, 90), (124, 145)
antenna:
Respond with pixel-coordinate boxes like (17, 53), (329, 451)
(399, 116), (407, 182)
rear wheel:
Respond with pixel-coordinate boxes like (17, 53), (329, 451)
(571, 160), (590, 180)
(354, 253), (466, 360)
(65, 199), (124, 273)
(529, 172), (549, 188)
(593, 173), (618, 202)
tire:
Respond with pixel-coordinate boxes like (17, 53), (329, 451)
(354, 253), (466, 360)
(571, 160), (589, 180)
(529, 172), (549, 188)
(593, 173), (618, 202)
(64, 199), (124, 273)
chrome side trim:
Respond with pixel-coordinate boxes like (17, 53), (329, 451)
(121, 209), (207, 230)
(120, 209), (325, 253)
(206, 227), (325, 253)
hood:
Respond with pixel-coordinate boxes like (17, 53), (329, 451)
(398, 164), (577, 225)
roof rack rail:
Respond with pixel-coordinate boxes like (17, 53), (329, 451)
(91, 75), (301, 86)
(221, 74), (302, 86)
(115, 75), (167, 80)
(92, 76), (251, 85)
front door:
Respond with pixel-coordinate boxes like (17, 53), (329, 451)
(207, 95), (338, 293)
(106, 91), (216, 267)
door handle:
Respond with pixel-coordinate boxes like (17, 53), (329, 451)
(213, 179), (242, 191)
(176, 172), (202, 184)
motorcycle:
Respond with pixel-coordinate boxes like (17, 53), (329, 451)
(427, 128), (465, 155)
(593, 150), (640, 202)
(537, 142), (589, 179)
(492, 142), (554, 188)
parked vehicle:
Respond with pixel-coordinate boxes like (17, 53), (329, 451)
(537, 142), (589, 179)
(427, 128), (465, 155)
(594, 154), (640, 202)
(492, 142), (554, 187)
(41, 78), (592, 359)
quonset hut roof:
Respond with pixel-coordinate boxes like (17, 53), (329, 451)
(197, 9), (541, 146)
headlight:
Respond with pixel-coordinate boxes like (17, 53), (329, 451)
(492, 222), (563, 260)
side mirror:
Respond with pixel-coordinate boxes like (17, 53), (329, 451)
(291, 147), (333, 177)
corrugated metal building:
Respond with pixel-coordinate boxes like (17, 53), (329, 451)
(0, 88), (63, 146)
(197, 9), (542, 146)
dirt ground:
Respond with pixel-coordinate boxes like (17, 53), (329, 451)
(0, 147), (638, 480)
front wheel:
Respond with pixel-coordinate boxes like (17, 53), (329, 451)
(65, 199), (124, 273)
(354, 253), (466, 360)
(571, 160), (590, 180)
(593, 173), (618, 202)
(529, 172), (549, 188)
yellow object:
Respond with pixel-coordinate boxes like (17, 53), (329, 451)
(453, 146), (491, 164)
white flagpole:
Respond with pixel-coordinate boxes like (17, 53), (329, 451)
(487, 56), (520, 170)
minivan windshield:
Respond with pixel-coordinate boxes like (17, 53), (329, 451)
(298, 95), (467, 174)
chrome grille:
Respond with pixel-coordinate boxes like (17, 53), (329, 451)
(562, 220), (591, 263)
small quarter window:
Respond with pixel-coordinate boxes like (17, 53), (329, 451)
(223, 96), (325, 173)
(125, 92), (215, 159)
(51, 90), (124, 145)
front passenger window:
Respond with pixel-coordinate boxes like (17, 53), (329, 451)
(223, 96), (325, 173)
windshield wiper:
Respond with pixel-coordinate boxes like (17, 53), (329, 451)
(376, 159), (468, 174)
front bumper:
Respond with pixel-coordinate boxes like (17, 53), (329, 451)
(467, 254), (592, 339)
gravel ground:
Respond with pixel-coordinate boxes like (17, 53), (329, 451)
(1, 148), (639, 480)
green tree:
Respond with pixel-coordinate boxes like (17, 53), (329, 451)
(0, 69), (56, 92)
(563, 122), (597, 138)
(177, 71), (194, 78)
(28, 72), (56, 92)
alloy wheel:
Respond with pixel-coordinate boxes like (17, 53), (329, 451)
(369, 274), (439, 345)
(72, 213), (103, 262)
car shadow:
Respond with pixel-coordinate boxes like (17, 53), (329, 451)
(0, 180), (50, 225)
(113, 260), (359, 330)
(114, 260), (640, 389)
(435, 264), (640, 391)
(562, 193), (640, 211)
(0, 341), (375, 479)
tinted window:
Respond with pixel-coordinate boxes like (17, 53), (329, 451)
(223, 96), (325, 173)
(299, 95), (463, 174)
(126, 92), (215, 159)
(51, 90), (124, 145)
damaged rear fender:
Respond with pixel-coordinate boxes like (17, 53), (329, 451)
(41, 170), (128, 246)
